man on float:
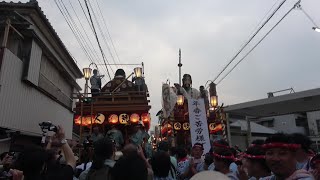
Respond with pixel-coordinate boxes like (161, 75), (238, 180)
(90, 69), (104, 97)
(106, 125), (124, 150)
(175, 74), (200, 99)
(101, 69), (134, 93)
(130, 121), (146, 146)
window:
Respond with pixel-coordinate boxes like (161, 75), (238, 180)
(295, 117), (308, 127)
(258, 120), (274, 127)
(316, 120), (320, 133)
(229, 114), (246, 120)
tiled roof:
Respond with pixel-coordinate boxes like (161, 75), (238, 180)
(0, 0), (83, 77)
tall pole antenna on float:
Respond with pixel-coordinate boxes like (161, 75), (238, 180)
(178, 49), (182, 86)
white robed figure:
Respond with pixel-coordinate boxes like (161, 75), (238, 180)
(174, 74), (200, 100)
(161, 74), (200, 119)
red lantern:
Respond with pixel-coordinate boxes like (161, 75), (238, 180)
(74, 115), (81, 125)
(130, 113), (140, 123)
(210, 124), (223, 134)
(108, 114), (119, 124)
(141, 113), (150, 123)
(74, 115), (94, 126)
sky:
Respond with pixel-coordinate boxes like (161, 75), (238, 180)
(8, 0), (320, 129)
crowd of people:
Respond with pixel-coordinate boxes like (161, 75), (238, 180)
(0, 125), (320, 180)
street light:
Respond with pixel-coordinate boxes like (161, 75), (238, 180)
(209, 82), (218, 108)
(313, 27), (320, 32)
(177, 95), (185, 106)
(83, 68), (92, 80)
(134, 67), (143, 78)
(83, 67), (92, 97)
(210, 96), (218, 108)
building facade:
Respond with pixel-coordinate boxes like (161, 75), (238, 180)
(0, 0), (82, 152)
(225, 88), (320, 151)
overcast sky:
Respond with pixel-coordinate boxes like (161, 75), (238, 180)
(9, 0), (320, 128)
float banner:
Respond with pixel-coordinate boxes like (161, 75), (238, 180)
(188, 98), (210, 154)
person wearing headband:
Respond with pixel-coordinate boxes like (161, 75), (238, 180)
(212, 139), (238, 173)
(213, 149), (238, 180)
(240, 140), (271, 180)
(261, 133), (314, 180)
(188, 143), (205, 177)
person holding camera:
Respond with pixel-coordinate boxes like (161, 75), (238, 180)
(0, 152), (14, 179)
(45, 125), (76, 180)
(12, 125), (76, 180)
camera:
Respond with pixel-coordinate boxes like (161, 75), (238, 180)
(39, 121), (58, 132)
(83, 137), (93, 149)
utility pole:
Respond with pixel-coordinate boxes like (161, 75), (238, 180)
(246, 116), (252, 147)
(178, 49), (182, 85)
(226, 113), (232, 146)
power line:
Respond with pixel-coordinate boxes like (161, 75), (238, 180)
(87, 0), (118, 69)
(67, 0), (109, 78)
(212, 0), (288, 83)
(54, 0), (94, 65)
(297, 5), (319, 27)
(60, 0), (98, 63)
(245, 0), (282, 44)
(95, 0), (122, 65)
(84, 0), (113, 80)
(76, 0), (94, 32)
(55, 0), (109, 84)
(217, 1), (301, 85)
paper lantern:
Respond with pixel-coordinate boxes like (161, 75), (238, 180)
(108, 114), (119, 124)
(210, 124), (223, 133)
(161, 123), (172, 135)
(74, 115), (81, 125)
(119, 114), (129, 124)
(141, 113), (151, 123)
(74, 116), (94, 126)
(209, 123), (215, 131)
(174, 122), (181, 130)
(183, 122), (190, 130)
(95, 113), (105, 124)
(130, 113), (140, 123)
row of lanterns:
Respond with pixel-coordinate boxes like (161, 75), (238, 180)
(74, 113), (151, 126)
(108, 113), (150, 125)
(171, 122), (223, 132)
(173, 122), (190, 131)
(74, 115), (97, 126)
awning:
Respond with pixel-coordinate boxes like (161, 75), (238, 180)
(225, 88), (320, 117)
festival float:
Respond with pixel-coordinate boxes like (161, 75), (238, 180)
(73, 64), (151, 146)
(158, 50), (226, 151)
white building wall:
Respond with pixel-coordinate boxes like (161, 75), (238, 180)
(231, 135), (266, 150)
(0, 49), (73, 139)
(307, 111), (320, 136)
(262, 114), (306, 134)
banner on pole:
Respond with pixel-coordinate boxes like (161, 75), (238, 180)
(188, 98), (211, 154)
